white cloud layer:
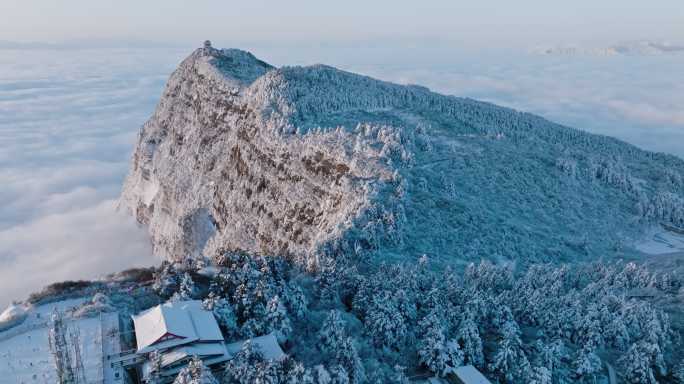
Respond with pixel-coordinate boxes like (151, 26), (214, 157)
(0, 200), (152, 305)
(0, 48), (188, 307)
(0, 45), (682, 308)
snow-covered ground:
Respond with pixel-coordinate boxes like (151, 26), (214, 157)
(634, 227), (684, 255)
(0, 299), (122, 384)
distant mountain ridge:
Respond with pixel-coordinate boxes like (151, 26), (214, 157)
(531, 40), (684, 56)
(120, 44), (684, 268)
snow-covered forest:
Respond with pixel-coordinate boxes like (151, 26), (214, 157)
(141, 250), (683, 383)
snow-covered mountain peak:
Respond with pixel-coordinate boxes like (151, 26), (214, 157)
(121, 45), (684, 268)
(179, 46), (275, 90)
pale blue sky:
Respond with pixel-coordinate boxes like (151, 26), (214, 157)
(1, 0), (683, 47)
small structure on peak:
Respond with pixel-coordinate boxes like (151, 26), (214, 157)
(203, 40), (212, 49)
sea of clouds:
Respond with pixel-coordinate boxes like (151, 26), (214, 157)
(0, 47), (187, 307)
(0, 44), (682, 308)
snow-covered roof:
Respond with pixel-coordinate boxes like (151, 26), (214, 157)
(452, 365), (491, 384)
(225, 333), (285, 361)
(132, 300), (223, 353)
(140, 333), (284, 381)
(160, 342), (226, 368)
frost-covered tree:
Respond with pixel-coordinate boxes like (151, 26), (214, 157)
(223, 340), (263, 383)
(364, 289), (414, 349)
(335, 338), (364, 384)
(265, 295), (292, 343)
(328, 365), (350, 384)
(528, 366), (553, 384)
(489, 319), (530, 382)
(172, 272), (197, 301)
(573, 344), (602, 383)
(277, 357), (314, 384)
(603, 313), (630, 350)
(174, 356), (218, 384)
(317, 258), (341, 305)
(238, 318), (264, 339)
(537, 339), (565, 378)
(619, 342), (659, 384)
(153, 261), (179, 297)
(490, 305), (515, 331)
(418, 312), (464, 377)
(203, 295), (237, 336)
(457, 316), (484, 368)
(284, 282), (308, 319)
(639, 192), (684, 227)
(319, 310), (347, 355)
(229, 265), (275, 338)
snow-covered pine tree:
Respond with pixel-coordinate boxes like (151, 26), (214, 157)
(223, 340), (263, 383)
(619, 342), (659, 384)
(284, 281), (308, 319)
(265, 295), (292, 343)
(573, 344), (603, 383)
(317, 258), (341, 306)
(174, 356), (218, 384)
(364, 289), (412, 350)
(202, 291), (218, 310)
(319, 310), (347, 355)
(538, 339), (565, 379)
(489, 319), (530, 382)
(603, 312), (630, 350)
(418, 312), (464, 377)
(238, 318), (263, 339)
(335, 337), (365, 384)
(328, 365), (350, 384)
(528, 366), (553, 384)
(153, 261), (179, 297)
(172, 272), (197, 301)
(574, 308), (604, 348)
(276, 357), (314, 384)
(457, 316), (484, 368)
(213, 298), (238, 336)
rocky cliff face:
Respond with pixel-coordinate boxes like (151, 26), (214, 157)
(121, 45), (684, 267)
(121, 46), (398, 267)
